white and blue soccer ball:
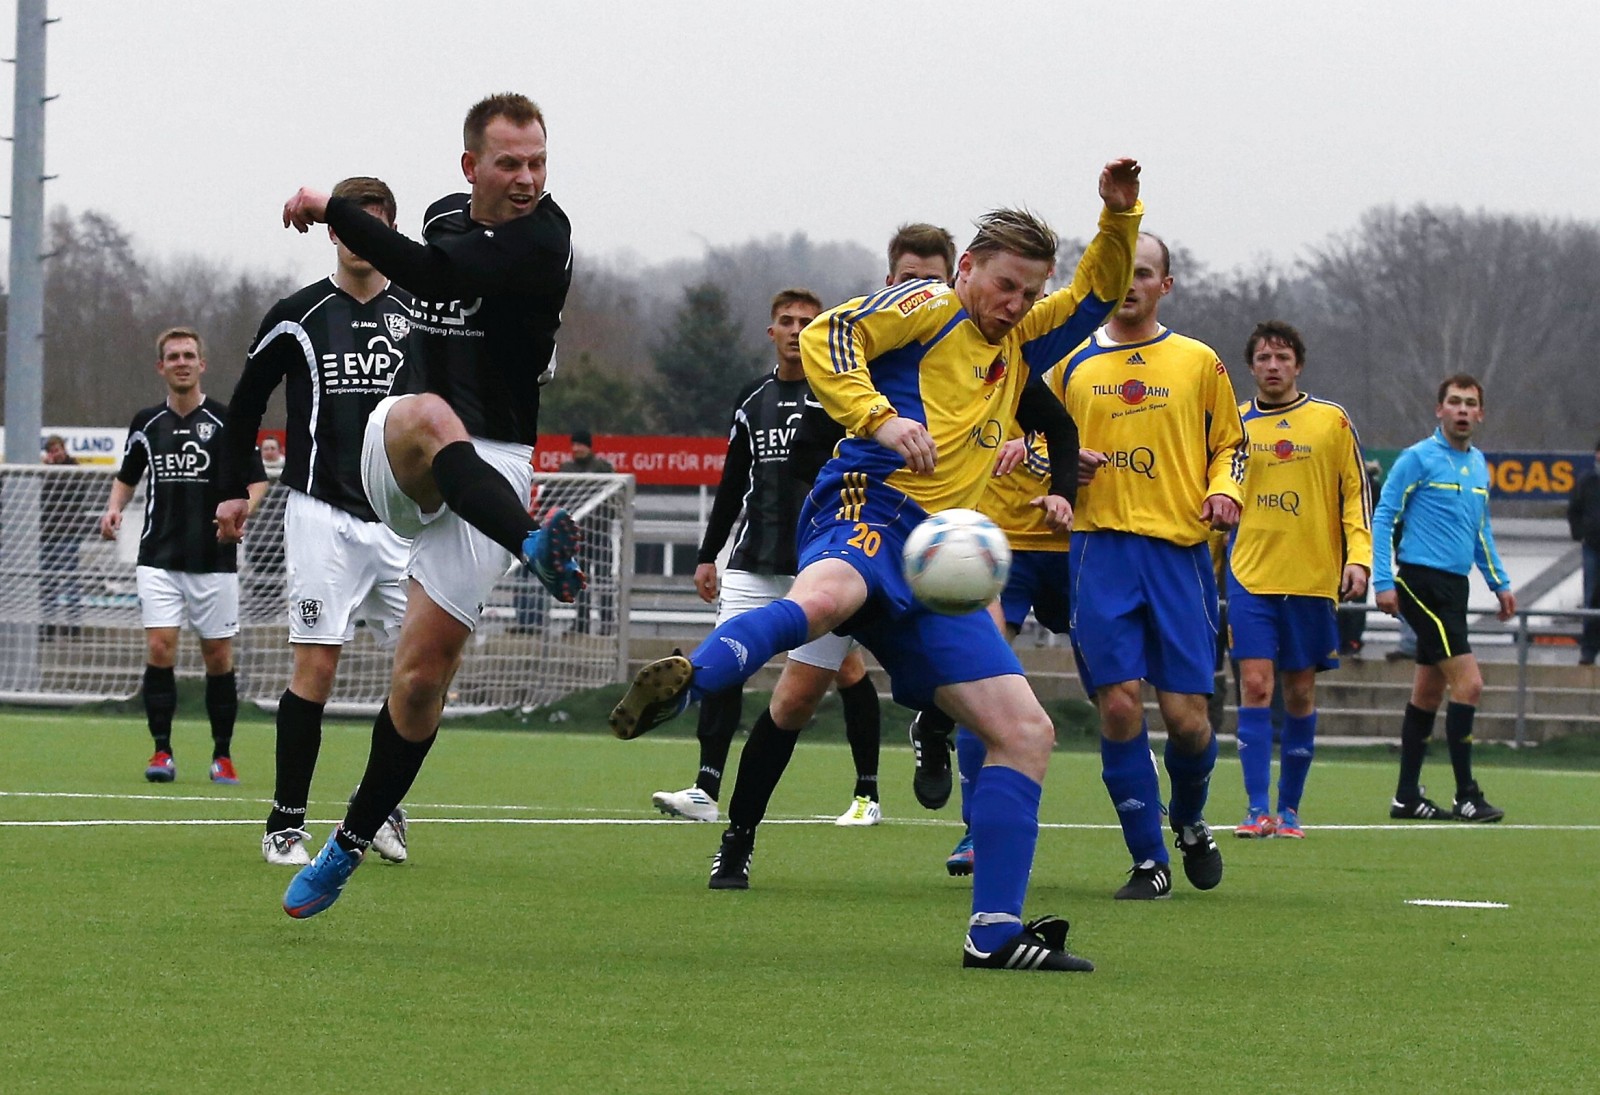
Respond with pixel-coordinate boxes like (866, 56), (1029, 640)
(902, 508), (1011, 616)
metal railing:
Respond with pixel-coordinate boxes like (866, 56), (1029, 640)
(1333, 601), (1599, 746)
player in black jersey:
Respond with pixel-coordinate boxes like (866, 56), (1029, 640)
(99, 327), (268, 784)
(277, 93), (584, 919)
(649, 289), (887, 829)
(215, 177), (415, 868)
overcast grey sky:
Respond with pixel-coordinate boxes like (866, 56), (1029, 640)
(3, 0), (1595, 287)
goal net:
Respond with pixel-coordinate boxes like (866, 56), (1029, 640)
(0, 463), (634, 715)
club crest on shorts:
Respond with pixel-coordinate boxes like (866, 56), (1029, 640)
(298, 598), (323, 628)
(195, 421), (216, 442)
(385, 312), (411, 342)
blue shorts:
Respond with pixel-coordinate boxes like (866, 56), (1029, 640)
(1225, 571), (1340, 673)
(999, 549), (1071, 634)
(1068, 529), (1218, 695)
(798, 473), (1023, 710)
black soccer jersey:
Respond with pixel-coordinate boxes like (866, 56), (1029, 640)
(323, 191), (572, 448)
(116, 398), (265, 573)
(698, 371), (810, 577)
(220, 278), (414, 522)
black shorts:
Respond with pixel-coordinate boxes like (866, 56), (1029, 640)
(1394, 563), (1471, 665)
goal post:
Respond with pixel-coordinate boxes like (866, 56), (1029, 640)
(0, 463), (635, 715)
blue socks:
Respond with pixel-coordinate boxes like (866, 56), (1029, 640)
(687, 598), (809, 699)
(1278, 711), (1316, 812)
(1102, 726), (1166, 865)
(1237, 706), (1274, 813)
(954, 727), (986, 827)
(1165, 731), (1218, 828)
(967, 765), (1042, 952)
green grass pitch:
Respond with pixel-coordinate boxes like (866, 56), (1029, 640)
(2, 706), (1597, 1093)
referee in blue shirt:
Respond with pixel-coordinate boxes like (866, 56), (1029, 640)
(1372, 374), (1515, 822)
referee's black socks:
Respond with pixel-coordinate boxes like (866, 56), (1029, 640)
(1396, 703), (1436, 800)
(1444, 702), (1477, 794)
(432, 440), (537, 557)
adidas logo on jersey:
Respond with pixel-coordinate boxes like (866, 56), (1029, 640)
(720, 636), (750, 670)
(1125, 352), (1146, 365)
(1113, 797), (1146, 812)
(1276, 419), (1293, 429)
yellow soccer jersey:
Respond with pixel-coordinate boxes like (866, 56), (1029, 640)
(980, 431), (1067, 552)
(1051, 325), (1246, 546)
(800, 204), (1141, 515)
(1228, 394), (1373, 600)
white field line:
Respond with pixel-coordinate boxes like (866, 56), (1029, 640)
(3, 813), (1599, 832)
(1405, 899), (1510, 909)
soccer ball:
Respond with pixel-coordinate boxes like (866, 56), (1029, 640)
(902, 508), (1011, 615)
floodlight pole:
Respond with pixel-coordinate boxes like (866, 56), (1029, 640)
(4, 0), (49, 464)
(1, 0), (53, 692)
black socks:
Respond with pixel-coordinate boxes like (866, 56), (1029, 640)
(1396, 703), (1437, 799)
(727, 709), (801, 833)
(1444, 702), (1477, 794)
(839, 675), (881, 801)
(694, 688), (743, 801)
(142, 664), (177, 753)
(267, 689), (325, 833)
(432, 440), (537, 557)
(205, 671), (237, 760)
(338, 703), (436, 851)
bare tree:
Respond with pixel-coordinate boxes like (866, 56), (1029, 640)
(1308, 205), (1600, 446)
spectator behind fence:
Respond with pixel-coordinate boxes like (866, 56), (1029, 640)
(258, 435), (286, 477)
(1566, 437), (1600, 666)
(40, 435), (85, 639)
(558, 430), (616, 635)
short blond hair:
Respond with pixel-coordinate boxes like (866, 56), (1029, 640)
(966, 208), (1058, 263)
(156, 326), (203, 359)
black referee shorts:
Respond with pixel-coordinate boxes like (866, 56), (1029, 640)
(1394, 562), (1471, 665)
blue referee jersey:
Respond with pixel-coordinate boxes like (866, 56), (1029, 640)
(1372, 428), (1510, 593)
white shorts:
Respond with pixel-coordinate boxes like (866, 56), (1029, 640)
(716, 569), (855, 672)
(361, 394), (535, 629)
(136, 566), (240, 639)
(284, 490), (410, 645)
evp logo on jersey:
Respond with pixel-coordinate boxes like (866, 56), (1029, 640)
(151, 441), (212, 479)
(409, 297), (483, 333)
(320, 335), (406, 393)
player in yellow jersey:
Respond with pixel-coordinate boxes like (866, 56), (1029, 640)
(611, 160), (1143, 972)
(685, 225), (958, 847)
(1053, 232), (1247, 900)
(927, 427), (1079, 876)
(1227, 321), (1372, 839)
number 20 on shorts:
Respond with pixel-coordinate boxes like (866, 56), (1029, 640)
(847, 522), (881, 556)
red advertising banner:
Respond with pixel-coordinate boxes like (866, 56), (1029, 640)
(534, 435), (727, 486)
